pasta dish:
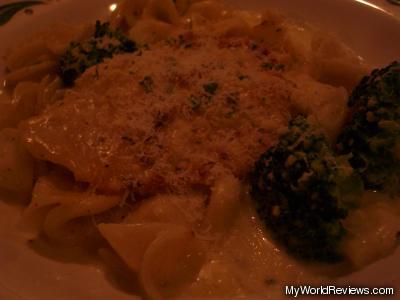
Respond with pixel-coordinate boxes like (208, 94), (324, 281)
(0, 0), (399, 299)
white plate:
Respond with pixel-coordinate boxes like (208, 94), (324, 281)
(0, 1), (399, 299)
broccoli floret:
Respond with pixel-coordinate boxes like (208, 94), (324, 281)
(250, 116), (363, 262)
(59, 21), (137, 86)
(336, 62), (400, 195)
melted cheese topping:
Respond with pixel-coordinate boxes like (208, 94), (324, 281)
(20, 36), (297, 195)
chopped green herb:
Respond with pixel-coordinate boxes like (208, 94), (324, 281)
(166, 35), (192, 48)
(261, 63), (274, 70)
(139, 75), (154, 93)
(189, 95), (201, 110)
(165, 37), (177, 46)
(250, 43), (258, 51)
(225, 93), (239, 118)
(203, 82), (219, 95)
(142, 44), (150, 50)
(121, 136), (135, 144)
(261, 62), (285, 71)
(225, 111), (235, 118)
(178, 34), (192, 48)
(226, 93), (239, 107)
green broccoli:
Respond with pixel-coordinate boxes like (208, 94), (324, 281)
(250, 116), (363, 262)
(59, 21), (137, 86)
(336, 61), (400, 195)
